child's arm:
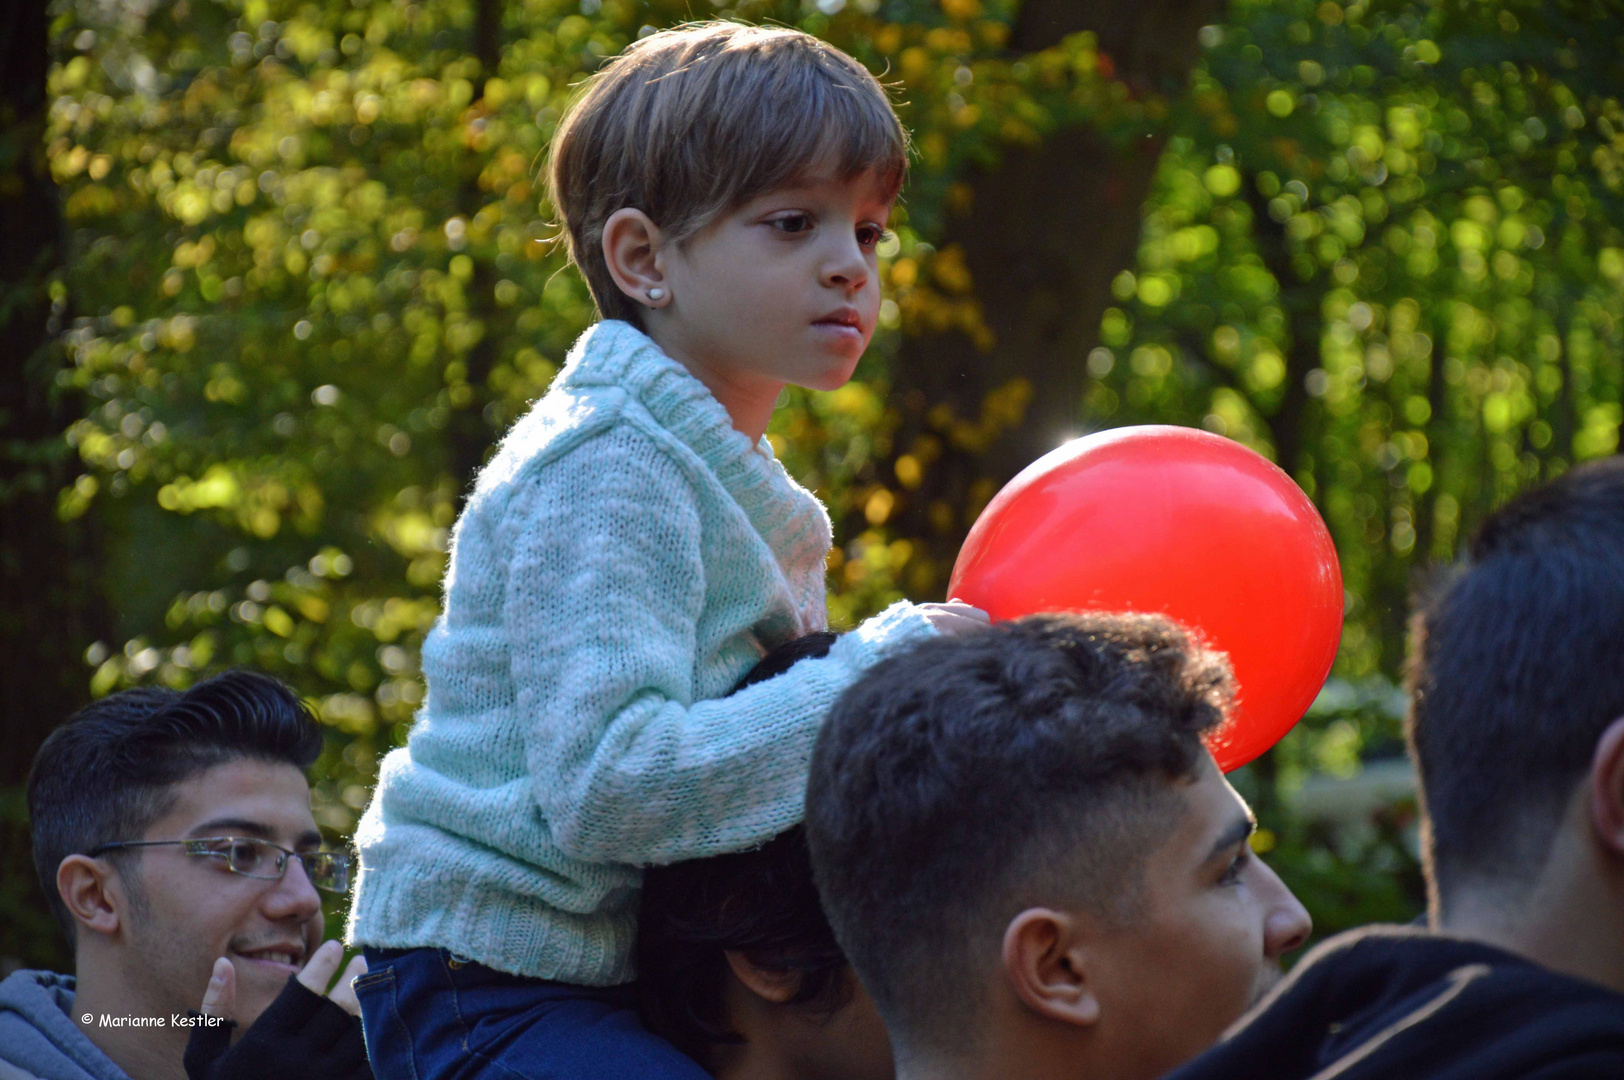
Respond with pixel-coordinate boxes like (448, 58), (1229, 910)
(505, 430), (938, 867)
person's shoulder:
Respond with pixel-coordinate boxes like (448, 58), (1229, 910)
(0, 970), (130, 1080)
(0, 969), (74, 1019)
(495, 410), (704, 518)
(1293, 925), (1624, 1011)
(462, 407), (707, 546)
(1292, 923), (1518, 986)
(467, 368), (632, 504)
(0, 1057), (46, 1080)
(1273, 924), (1624, 1035)
(1169, 926), (1624, 1080)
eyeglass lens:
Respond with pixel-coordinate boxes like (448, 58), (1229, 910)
(209, 838), (349, 891)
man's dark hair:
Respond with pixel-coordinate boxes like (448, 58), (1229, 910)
(638, 633), (849, 1065)
(28, 669), (323, 939)
(805, 613), (1231, 1051)
(1407, 456), (1624, 915)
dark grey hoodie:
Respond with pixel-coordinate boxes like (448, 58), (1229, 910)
(0, 970), (132, 1080)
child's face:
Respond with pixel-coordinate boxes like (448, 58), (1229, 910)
(652, 166), (893, 400)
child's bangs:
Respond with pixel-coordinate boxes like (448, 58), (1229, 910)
(683, 45), (908, 227)
(749, 70), (907, 200)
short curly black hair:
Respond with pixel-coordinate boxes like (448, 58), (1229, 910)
(636, 633), (849, 1066)
(805, 612), (1232, 1053)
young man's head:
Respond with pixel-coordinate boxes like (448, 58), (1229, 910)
(1407, 456), (1624, 990)
(806, 613), (1310, 1080)
(639, 633), (892, 1080)
(548, 22), (907, 434)
(29, 670), (333, 1030)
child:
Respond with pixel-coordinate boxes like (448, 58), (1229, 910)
(348, 21), (986, 1080)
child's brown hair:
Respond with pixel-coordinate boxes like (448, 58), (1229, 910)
(548, 21), (907, 325)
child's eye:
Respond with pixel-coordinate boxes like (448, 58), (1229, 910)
(768, 212), (814, 235)
(1220, 848), (1250, 885)
(857, 224), (890, 249)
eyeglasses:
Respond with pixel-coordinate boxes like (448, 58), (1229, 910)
(87, 836), (351, 893)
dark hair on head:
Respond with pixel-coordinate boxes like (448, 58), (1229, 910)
(28, 669), (323, 941)
(638, 633), (847, 1066)
(805, 613), (1231, 1053)
(1407, 456), (1624, 916)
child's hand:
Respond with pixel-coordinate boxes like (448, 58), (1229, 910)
(917, 600), (992, 635)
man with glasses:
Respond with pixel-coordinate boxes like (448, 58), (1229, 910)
(1, 670), (371, 1080)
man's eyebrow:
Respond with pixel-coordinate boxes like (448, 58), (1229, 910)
(190, 818), (273, 838)
(188, 819), (322, 848)
(1206, 811), (1258, 862)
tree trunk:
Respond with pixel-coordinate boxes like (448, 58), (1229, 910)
(882, 0), (1225, 574)
(1236, 174), (1331, 819)
(0, 0), (111, 784)
(449, 0), (505, 502)
(1241, 180), (1319, 482)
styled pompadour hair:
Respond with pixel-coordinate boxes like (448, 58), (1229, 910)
(28, 669), (323, 941)
(547, 20), (908, 325)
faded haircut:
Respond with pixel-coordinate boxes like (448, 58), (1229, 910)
(805, 613), (1231, 1053)
(1407, 456), (1624, 917)
(28, 669), (322, 942)
(547, 20), (908, 325)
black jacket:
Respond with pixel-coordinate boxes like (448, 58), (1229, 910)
(1164, 926), (1624, 1080)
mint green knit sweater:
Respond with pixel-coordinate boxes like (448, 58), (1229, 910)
(348, 320), (937, 984)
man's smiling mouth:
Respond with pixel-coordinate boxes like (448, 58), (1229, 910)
(232, 943), (307, 972)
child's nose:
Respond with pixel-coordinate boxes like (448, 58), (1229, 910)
(822, 244), (870, 292)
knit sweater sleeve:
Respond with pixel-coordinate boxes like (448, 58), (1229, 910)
(505, 428), (931, 866)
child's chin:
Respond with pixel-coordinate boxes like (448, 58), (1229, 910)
(805, 357), (862, 392)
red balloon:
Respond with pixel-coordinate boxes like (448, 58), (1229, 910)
(949, 425), (1343, 772)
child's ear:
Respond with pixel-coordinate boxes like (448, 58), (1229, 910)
(1001, 907), (1101, 1028)
(724, 950), (804, 1005)
(602, 208), (670, 308)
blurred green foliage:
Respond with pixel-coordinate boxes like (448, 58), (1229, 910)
(1092, 0), (1624, 681)
(8, 0), (1623, 963)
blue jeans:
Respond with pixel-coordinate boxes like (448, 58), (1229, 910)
(355, 947), (709, 1080)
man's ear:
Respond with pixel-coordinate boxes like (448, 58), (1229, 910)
(1001, 908), (1101, 1027)
(56, 855), (125, 940)
(724, 951), (803, 1005)
(601, 208), (668, 307)
(1589, 715), (1624, 858)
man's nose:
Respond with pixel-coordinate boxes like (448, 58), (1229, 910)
(1257, 859), (1312, 959)
(262, 855), (323, 920)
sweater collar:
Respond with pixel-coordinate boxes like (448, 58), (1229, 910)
(555, 320), (830, 553)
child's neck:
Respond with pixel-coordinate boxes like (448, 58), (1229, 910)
(645, 325), (783, 444)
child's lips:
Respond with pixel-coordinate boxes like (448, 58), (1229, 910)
(813, 310), (864, 337)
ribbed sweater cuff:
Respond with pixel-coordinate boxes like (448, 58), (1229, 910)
(346, 862), (637, 986)
(833, 600), (941, 672)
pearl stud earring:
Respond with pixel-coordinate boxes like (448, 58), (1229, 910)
(647, 287), (666, 302)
